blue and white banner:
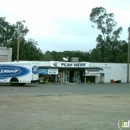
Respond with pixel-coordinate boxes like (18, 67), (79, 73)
(50, 61), (89, 68)
(32, 66), (38, 74)
(0, 65), (30, 79)
(38, 69), (48, 74)
(48, 69), (58, 75)
(38, 68), (58, 75)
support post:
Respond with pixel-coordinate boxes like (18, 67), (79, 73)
(16, 20), (25, 62)
(127, 27), (130, 83)
(17, 24), (20, 62)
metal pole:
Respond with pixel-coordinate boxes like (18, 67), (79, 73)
(17, 23), (20, 62)
(16, 20), (25, 62)
(127, 27), (130, 83)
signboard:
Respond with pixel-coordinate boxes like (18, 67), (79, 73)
(38, 68), (58, 75)
(38, 69), (48, 74)
(50, 61), (89, 68)
(85, 73), (100, 76)
(0, 55), (8, 62)
(0, 47), (12, 62)
(86, 68), (102, 72)
(32, 66), (38, 74)
(85, 68), (103, 76)
(48, 69), (58, 75)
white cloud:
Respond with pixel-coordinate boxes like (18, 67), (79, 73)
(0, 0), (130, 52)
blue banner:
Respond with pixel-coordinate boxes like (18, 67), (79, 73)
(0, 65), (30, 79)
(38, 69), (48, 74)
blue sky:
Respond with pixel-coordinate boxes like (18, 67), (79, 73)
(0, 0), (130, 53)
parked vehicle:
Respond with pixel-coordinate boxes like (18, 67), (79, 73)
(0, 62), (39, 86)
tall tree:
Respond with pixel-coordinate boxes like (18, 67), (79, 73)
(89, 48), (101, 62)
(0, 17), (15, 46)
(90, 7), (123, 62)
(19, 39), (44, 61)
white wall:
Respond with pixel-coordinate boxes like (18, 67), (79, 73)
(35, 61), (50, 67)
(89, 63), (127, 83)
(17, 61), (50, 67)
(0, 47), (12, 62)
(109, 63), (127, 82)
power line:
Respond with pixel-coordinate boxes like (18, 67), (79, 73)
(29, 28), (128, 37)
(29, 28), (99, 36)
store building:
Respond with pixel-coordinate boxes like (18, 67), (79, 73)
(37, 61), (128, 84)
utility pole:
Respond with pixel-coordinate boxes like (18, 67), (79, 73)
(17, 23), (20, 62)
(127, 27), (130, 83)
(16, 21), (25, 62)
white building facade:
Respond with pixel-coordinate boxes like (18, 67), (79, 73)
(37, 61), (128, 83)
(89, 63), (127, 83)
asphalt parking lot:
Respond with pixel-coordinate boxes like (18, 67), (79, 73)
(0, 82), (130, 96)
(0, 83), (130, 130)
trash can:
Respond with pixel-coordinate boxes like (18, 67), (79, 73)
(116, 80), (121, 83)
(110, 79), (115, 83)
(118, 80), (121, 83)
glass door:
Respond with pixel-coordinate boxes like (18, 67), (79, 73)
(63, 70), (69, 83)
(74, 71), (80, 83)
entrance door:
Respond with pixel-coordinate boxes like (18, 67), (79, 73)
(69, 71), (80, 83)
(63, 70), (69, 83)
(74, 71), (80, 83)
(86, 76), (95, 83)
(70, 70), (74, 82)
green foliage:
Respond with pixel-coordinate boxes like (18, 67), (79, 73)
(0, 17), (15, 46)
(90, 7), (125, 62)
(89, 48), (101, 62)
(19, 39), (44, 61)
(90, 7), (117, 37)
(0, 15), (128, 63)
(42, 50), (90, 62)
(43, 51), (54, 61)
(0, 17), (43, 61)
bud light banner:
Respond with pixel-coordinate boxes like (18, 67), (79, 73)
(0, 65), (30, 79)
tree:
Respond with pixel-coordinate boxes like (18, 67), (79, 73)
(43, 51), (54, 61)
(50, 51), (63, 61)
(115, 40), (128, 63)
(0, 17), (15, 46)
(90, 7), (123, 62)
(0, 17), (29, 47)
(0, 17), (44, 61)
(19, 39), (44, 61)
(8, 38), (44, 61)
(89, 48), (101, 62)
